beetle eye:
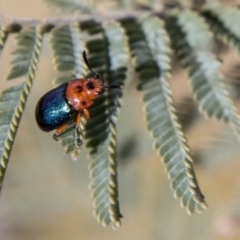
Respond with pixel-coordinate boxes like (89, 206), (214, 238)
(81, 101), (86, 106)
(77, 86), (82, 92)
(86, 81), (95, 90)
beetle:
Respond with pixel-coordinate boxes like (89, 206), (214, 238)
(35, 51), (121, 146)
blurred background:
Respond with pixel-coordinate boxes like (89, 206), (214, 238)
(1, 0), (240, 239)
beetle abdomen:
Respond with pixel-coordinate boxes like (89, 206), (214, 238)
(35, 83), (73, 132)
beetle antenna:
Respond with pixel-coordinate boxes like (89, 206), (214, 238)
(83, 50), (96, 76)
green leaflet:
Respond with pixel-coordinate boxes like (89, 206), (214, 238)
(122, 16), (207, 214)
(0, 27), (43, 192)
(0, 27), (8, 56)
(6, 28), (42, 80)
(202, 4), (240, 52)
(86, 21), (128, 228)
(84, 22), (108, 151)
(167, 10), (240, 141)
(51, 24), (86, 79)
(50, 23), (86, 160)
(44, 0), (93, 13)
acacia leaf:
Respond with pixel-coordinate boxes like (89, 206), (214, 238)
(122, 16), (207, 214)
(202, 4), (240, 52)
(86, 21), (128, 228)
(0, 27), (8, 56)
(167, 10), (240, 141)
(0, 27), (43, 192)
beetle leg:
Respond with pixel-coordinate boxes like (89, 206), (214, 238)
(75, 112), (82, 147)
(83, 109), (91, 121)
(53, 122), (68, 141)
(75, 111), (81, 128)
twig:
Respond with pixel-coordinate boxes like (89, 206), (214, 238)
(0, 11), (140, 32)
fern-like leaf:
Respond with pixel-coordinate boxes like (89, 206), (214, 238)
(50, 23), (86, 159)
(202, 4), (240, 53)
(44, 0), (92, 13)
(122, 16), (207, 214)
(86, 21), (128, 228)
(166, 10), (240, 140)
(0, 27), (43, 192)
(0, 27), (8, 56)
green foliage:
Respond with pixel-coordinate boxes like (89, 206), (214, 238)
(84, 21), (128, 228)
(44, 0), (92, 13)
(166, 10), (240, 141)
(0, 27), (8, 56)
(0, 27), (43, 191)
(1, 0), (240, 228)
(51, 19), (127, 227)
(122, 16), (207, 214)
(202, 4), (240, 53)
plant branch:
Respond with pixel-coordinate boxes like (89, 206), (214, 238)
(0, 11), (139, 32)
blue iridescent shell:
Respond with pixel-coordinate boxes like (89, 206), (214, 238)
(35, 83), (74, 132)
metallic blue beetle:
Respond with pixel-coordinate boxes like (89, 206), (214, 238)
(35, 51), (120, 146)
